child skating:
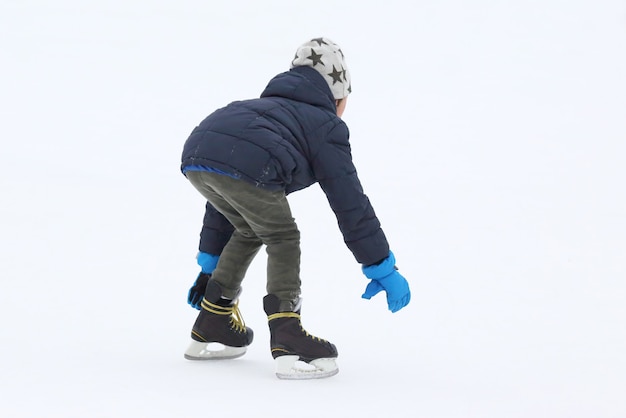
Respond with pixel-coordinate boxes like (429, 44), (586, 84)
(180, 37), (411, 379)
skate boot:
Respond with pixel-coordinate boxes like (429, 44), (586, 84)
(263, 294), (338, 379)
(184, 279), (253, 360)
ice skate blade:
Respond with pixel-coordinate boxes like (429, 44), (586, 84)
(274, 355), (339, 380)
(184, 340), (247, 360)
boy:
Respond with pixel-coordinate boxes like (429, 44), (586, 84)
(180, 37), (410, 379)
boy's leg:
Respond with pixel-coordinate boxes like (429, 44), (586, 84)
(211, 230), (262, 299)
(207, 173), (302, 302)
(186, 171), (262, 298)
(186, 171), (301, 302)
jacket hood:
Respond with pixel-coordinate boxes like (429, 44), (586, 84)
(260, 66), (337, 113)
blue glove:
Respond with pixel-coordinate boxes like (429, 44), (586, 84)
(197, 252), (219, 274)
(188, 272), (210, 310)
(361, 251), (411, 313)
(188, 252), (220, 309)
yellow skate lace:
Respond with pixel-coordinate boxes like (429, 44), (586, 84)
(201, 298), (246, 333)
(267, 312), (325, 342)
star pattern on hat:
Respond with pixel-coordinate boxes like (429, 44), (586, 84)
(291, 37), (352, 97)
(306, 48), (324, 67)
(311, 37), (329, 47)
(327, 65), (344, 85)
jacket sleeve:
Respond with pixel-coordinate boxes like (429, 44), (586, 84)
(313, 122), (390, 265)
(198, 201), (234, 255)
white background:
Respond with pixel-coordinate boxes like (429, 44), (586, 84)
(1, 1), (625, 417)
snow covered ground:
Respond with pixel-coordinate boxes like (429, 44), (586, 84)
(1, 1), (625, 417)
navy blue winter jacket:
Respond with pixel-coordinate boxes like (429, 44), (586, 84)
(181, 66), (389, 265)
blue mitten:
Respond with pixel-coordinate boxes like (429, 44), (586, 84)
(197, 252), (219, 273)
(188, 273), (210, 310)
(362, 251), (411, 313)
(188, 252), (220, 310)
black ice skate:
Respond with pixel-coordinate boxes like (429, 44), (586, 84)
(263, 294), (338, 379)
(184, 279), (253, 360)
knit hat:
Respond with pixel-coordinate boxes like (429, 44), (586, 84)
(291, 37), (352, 100)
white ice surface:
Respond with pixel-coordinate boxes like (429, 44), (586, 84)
(1, 1), (625, 417)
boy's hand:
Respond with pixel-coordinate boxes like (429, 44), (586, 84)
(197, 252), (219, 273)
(188, 273), (210, 310)
(188, 252), (220, 309)
(361, 251), (411, 313)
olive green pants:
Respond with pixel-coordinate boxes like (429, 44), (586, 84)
(186, 171), (301, 302)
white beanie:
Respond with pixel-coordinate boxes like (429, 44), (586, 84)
(291, 37), (352, 100)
